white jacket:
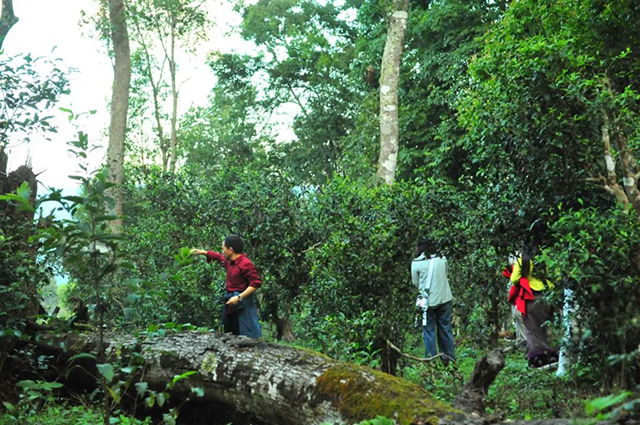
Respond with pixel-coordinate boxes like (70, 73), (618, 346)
(411, 253), (453, 307)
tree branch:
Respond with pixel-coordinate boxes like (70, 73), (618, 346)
(0, 0), (18, 49)
(385, 338), (453, 363)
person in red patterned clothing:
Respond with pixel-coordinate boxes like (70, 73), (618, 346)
(190, 234), (262, 338)
(508, 245), (557, 367)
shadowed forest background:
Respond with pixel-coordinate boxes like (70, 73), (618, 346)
(1, 0), (640, 424)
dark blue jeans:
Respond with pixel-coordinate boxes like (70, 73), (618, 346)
(222, 291), (262, 338)
(422, 301), (455, 363)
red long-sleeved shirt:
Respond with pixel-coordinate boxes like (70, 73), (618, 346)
(205, 251), (262, 292)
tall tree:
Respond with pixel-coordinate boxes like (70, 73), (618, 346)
(127, 0), (208, 172)
(376, 0), (409, 185)
(238, 0), (361, 184)
(0, 0), (18, 49)
(106, 0), (131, 230)
(458, 0), (640, 218)
(397, 0), (504, 182)
(179, 53), (267, 174)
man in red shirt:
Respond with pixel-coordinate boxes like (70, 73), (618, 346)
(190, 234), (262, 338)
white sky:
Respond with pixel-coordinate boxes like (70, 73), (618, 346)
(2, 0), (258, 192)
(4, 0), (110, 190)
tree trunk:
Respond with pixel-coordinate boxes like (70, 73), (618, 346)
(453, 349), (504, 415)
(106, 0), (131, 231)
(601, 118), (630, 207)
(616, 130), (640, 217)
(0, 0), (18, 49)
(134, 19), (169, 173)
(274, 310), (296, 342)
(168, 14), (178, 173)
(374, 335), (400, 375)
(377, 0), (409, 186)
(598, 83), (640, 218)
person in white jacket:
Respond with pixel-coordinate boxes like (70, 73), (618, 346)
(411, 238), (455, 364)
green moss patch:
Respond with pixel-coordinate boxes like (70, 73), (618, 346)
(200, 352), (217, 374)
(316, 364), (457, 425)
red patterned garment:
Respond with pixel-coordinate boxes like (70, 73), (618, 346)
(505, 263), (534, 316)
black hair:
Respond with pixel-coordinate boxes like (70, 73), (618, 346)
(415, 237), (431, 258)
(520, 244), (537, 277)
(224, 234), (244, 254)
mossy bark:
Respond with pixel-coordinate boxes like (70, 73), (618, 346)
(316, 364), (459, 425)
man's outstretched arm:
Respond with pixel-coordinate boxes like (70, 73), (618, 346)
(189, 248), (225, 265)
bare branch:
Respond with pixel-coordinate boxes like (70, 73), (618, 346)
(302, 241), (323, 253)
(385, 338), (454, 364)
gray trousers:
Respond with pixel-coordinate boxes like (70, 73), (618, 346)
(511, 303), (525, 343)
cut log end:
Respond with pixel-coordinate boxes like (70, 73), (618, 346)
(452, 349), (505, 415)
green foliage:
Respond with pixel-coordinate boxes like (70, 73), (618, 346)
(135, 368), (200, 410)
(64, 346), (202, 423)
(5, 1), (640, 422)
(21, 133), (139, 424)
(0, 402), (151, 425)
(405, 348), (595, 421)
(117, 165), (317, 338)
(397, 0), (504, 181)
(484, 349), (586, 420)
(0, 51), (69, 150)
(14, 379), (63, 397)
(179, 53), (269, 174)
(355, 416), (394, 425)
(296, 178), (414, 362)
(446, 182), (527, 346)
(115, 167), (223, 328)
(458, 0), (640, 219)
(295, 177), (467, 367)
(451, 0), (640, 363)
(174, 247), (195, 267)
(583, 391), (640, 423)
(227, 0), (364, 184)
(542, 204), (640, 387)
(1, 380), (63, 424)
(114, 0), (211, 171)
(0, 193), (51, 367)
(0, 50), (70, 414)
(585, 391), (632, 418)
(0, 182), (35, 212)
(0, 235), (44, 331)
(401, 346), (473, 404)
(34, 135), (128, 337)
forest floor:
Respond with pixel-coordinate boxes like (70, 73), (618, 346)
(399, 340), (602, 422)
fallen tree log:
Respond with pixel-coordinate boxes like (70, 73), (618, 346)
(93, 331), (470, 425)
(19, 329), (624, 425)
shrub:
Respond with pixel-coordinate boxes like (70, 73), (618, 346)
(542, 203), (640, 387)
